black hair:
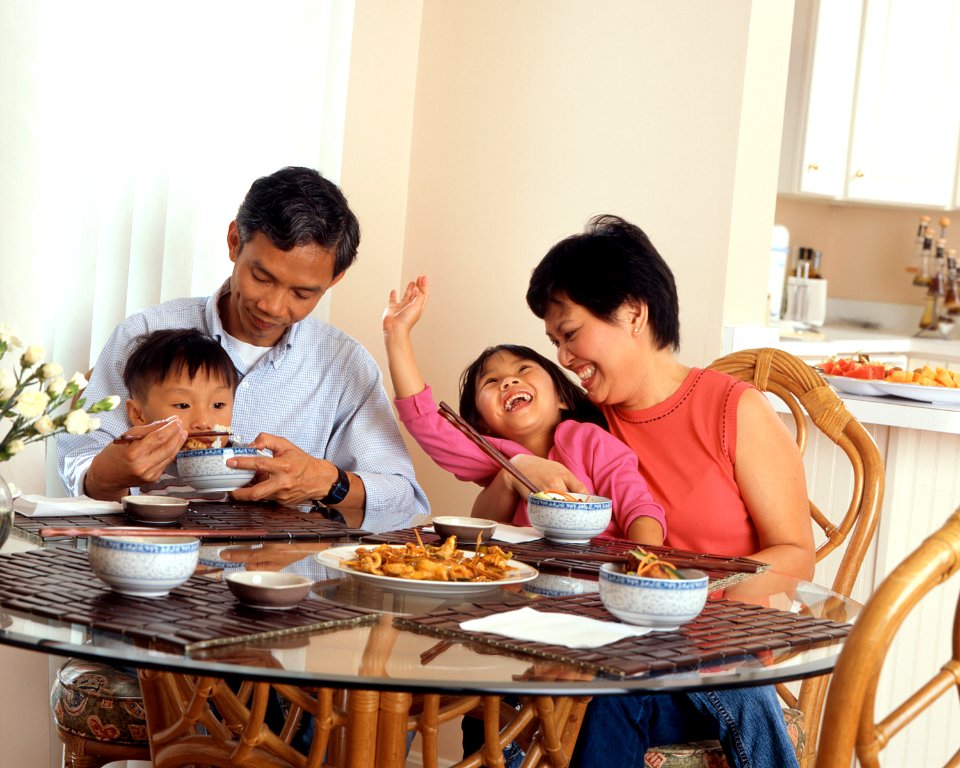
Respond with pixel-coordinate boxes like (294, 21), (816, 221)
(526, 214), (680, 351)
(123, 329), (239, 401)
(457, 344), (606, 434)
(234, 166), (361, 278)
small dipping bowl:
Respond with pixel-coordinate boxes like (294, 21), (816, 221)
(526, 492), (612, 543)
(431, 516), (497, 545)
(176, 446), (259, 492)
(598, 563), (708, 627)
(121, 495), (189, 526)
(88, 535), (199, 598)
(225, 571), (313, 610)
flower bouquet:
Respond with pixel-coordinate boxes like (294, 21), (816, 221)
(0, 323), (119, 547)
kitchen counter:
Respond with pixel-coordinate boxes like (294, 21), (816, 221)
(776, 323), (960, 362)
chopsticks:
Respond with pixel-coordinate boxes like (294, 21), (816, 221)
(437, 401), (541, 494)
(113, 430), (232, 445)
(39, 526), (268, 539)
(527, 549), (769, 574)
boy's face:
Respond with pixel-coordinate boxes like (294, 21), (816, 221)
(126, 368), (234, 446)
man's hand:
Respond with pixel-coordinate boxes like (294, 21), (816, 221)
(227, 433), (338, 506)
(84, 416), (187, 501)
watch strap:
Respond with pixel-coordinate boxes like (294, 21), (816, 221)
(318, 464), (350, 506)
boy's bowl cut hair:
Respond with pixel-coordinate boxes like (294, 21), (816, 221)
(124, 329), (239, 402)
(457, 344), (605, 435)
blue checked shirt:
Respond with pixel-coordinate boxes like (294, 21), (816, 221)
(56, 282), (431, 532)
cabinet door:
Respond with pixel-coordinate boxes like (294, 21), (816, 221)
(785, 0), (863, 197)
(846, 0), (960, 206)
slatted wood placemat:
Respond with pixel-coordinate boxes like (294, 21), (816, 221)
(361, 528), (768, 590)
(394, 592), (851, 679)
(15, 501), (370, 545)
(0, 548), (376, 652)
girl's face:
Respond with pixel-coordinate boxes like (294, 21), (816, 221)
(473, 351), (565, 443)
(543, 294), (641, 407)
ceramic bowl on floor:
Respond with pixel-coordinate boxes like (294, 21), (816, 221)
(431, 516), (497, 545)
(598, 563), (708, 627)
(175, 445), (259, 492)
(88, 535), (199, 598)
(526, 492), (612, 543)
(121, 495), (189, 525)
(224, 571), (313, 610)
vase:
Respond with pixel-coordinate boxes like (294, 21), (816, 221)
(0, 472), (13, 550)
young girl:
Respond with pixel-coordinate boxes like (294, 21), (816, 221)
(382, 275), (665, 544)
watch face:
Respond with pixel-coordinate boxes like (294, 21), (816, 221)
(322, 466), (349, 505)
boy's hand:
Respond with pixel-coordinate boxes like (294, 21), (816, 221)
(84, 416), (187, 501)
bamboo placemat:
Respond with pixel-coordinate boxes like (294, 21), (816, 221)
(0, 548), (376, 652)
(15, 501), (370, 545)
(361, 528), (767, 591)
(394, 592), (851, 679)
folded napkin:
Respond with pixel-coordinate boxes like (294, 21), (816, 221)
(460, 606), (652, 648)
(14, 494), (124, 517)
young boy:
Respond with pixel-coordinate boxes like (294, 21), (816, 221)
(122, 328), (239, 497)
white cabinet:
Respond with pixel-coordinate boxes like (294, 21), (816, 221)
(780, 0), (960, 208)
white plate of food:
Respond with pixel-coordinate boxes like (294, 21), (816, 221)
(315, 543), (538, 597)
(825, 375), (960, 404)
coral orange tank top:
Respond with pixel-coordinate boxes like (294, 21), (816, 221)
(602, 368), (759, 557)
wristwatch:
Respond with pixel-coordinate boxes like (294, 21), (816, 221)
(317, 464), (350, 506)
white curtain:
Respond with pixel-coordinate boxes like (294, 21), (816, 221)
(9, 0), (356, 493)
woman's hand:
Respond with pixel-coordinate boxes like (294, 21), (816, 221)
(509, 454), (589, 496)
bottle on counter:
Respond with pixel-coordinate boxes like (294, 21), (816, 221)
(914, 227), (934, 287)
(920, 241), (948, 330)
(907, 215), (931, 275)
(945, 250), (960, 316)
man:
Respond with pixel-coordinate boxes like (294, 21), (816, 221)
(57, 166), (430, 532)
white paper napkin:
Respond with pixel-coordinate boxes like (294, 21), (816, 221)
(14, 494), (124, 517)
(460, 606), (653, 648)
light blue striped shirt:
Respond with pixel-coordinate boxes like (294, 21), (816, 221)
(56, 282), (431, 532)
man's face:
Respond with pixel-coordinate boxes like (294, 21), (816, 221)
(222, 222), (345, 347)
(126, 368), (234, 446)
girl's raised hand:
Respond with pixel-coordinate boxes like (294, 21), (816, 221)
(383, 275), (429, 335)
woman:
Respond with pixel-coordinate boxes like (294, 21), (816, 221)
(477, 215), (814, 768)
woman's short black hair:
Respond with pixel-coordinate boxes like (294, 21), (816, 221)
(457, 344), (606, 434)
(234, 166), (361, 278)
(526, 214), (680, 351)
(123, 329), (239, 401)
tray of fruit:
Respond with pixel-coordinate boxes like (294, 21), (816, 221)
(816, 355), (960, 404)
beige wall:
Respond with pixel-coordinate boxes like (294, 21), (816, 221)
(335, 0), (795, 519)
(775, 195), (956, 306)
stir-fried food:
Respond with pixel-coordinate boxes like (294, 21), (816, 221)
(625, 547), (681, 579)
(343, 535), (515, 582)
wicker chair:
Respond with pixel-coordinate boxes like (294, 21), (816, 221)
(816, 507), (960, 768)
(644, 347), (884, 768)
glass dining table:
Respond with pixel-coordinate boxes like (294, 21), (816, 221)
(0, 513), (859, 768)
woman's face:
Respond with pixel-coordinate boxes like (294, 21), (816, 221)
(543, 295), (640, 406)
(473, 350), (565, 443)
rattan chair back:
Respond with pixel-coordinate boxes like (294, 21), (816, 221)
(816, 508), (960, 768)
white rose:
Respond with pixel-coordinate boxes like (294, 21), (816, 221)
(33, 415), (56, 435)
(14, 390), (50, 420)
(0, 323), (22, 349)
(47, 377), (67, 397)
(87, 417), (101, 432)
(6, 439), (24, 456)
(64, 409), (92, 434)
(0, 368), (15, 400)
(21, 345), (45, 367)
(105, 395), (121, 410)
(69, 371), (88, 389)
(40, 362), (63, 380)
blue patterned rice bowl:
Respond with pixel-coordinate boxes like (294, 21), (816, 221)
(599, 563), (708, 627)
(526, 492), (612, 543)
(176, 445), (259, 492)
(88, 535), (200, 597)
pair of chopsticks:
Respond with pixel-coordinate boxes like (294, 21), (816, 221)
(39, 526), (268, 539)
(112, 430), (232, 445)
(528, 549), (768, 574)
(437, 401), (541, 494)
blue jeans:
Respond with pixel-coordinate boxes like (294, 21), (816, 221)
(571, 686), (798, 768)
